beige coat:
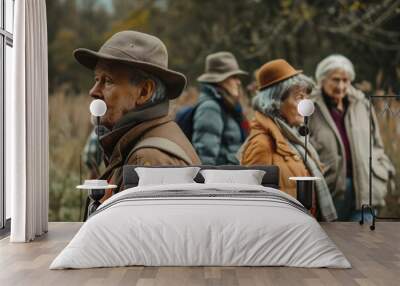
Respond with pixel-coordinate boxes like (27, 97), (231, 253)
(309, 86), (394, 208)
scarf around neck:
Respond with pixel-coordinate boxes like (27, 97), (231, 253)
(96, 100), (170, 161)
(274, 117), (337, 221)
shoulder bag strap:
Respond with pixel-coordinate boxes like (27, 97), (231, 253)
(126, 137), (193, 165)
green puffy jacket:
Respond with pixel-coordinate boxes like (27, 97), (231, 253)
(192, 84), (246, 165)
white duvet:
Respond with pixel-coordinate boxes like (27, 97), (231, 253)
(50, 183), (351, 269)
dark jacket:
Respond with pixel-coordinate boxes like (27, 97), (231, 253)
(192, 84), (247, 165)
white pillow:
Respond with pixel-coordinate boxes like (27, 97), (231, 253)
(200, 169), (266, 185)
(135, 167), (200, 186)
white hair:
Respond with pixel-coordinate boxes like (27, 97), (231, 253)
(315, 54), (355, 85)
(252, 73), (314, 117)
(129, 68), (167, 104)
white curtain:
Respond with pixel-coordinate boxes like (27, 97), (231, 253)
(7, 0), (49, 242)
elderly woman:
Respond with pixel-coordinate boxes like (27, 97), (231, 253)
(309, 54), (394, 221)
(240, 59), (337, 221)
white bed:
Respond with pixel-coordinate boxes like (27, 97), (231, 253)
(50, 183), (351, 269)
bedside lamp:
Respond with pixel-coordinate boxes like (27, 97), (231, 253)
(77, 99), (112, 219)
(89, 99), (107, 164)
(289, 99), (318, 210)
(297, 99), (315, 165)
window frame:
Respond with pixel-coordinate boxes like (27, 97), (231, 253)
(0, 0), (14, 232)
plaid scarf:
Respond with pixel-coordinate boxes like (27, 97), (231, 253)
(275, 117), (338, 222)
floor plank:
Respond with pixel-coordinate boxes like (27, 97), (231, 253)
(0, 222), (399, 286)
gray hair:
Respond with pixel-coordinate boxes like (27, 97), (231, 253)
(252, 73), (314, 117)
(315, 54), (355, 85)
(129, 68), (167, 104)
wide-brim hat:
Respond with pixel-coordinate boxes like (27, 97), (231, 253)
(197, 51), (248, 83)
(74, 30), (187, 100)
(257, 59), (302, 90)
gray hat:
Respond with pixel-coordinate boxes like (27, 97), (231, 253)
(197, 51), (248, 83)
(74, 30), (186, 99)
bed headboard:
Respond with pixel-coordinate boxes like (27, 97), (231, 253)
(122, 165), (280, 190)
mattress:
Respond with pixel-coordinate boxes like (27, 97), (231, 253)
(50, 183), (351, 269)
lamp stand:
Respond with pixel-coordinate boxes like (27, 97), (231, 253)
(304, 117), (308, 165)
(360, 94), (400, 231)
(96, 116), (100, 165)
(299, 116), (310, 165)
(296, 116), (315, 210)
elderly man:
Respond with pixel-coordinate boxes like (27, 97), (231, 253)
(193, 51), (249, 165)
(74, 30), (200, 201)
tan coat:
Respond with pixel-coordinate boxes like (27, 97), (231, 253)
(241, 112), (310, 198)
(99, 115), (201, 201)
(309, 86), (394, 208)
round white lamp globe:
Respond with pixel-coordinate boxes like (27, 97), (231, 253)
(89, 99), (107, 117)
(297, 99), (315, 117)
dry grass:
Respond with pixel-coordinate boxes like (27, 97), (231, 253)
(49, 92), (93, 221)
(374, 98), (400, 217)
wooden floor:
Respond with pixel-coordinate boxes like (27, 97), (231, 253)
(0, 222), (399, 286)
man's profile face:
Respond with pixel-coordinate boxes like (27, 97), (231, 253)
(219, 75), (242, 100)
(89, 60), (141, 129)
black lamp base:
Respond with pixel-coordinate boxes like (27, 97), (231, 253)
(87, 189), (105, 217)
(296, 180), (314, 210)
(360, 204), (376, 230)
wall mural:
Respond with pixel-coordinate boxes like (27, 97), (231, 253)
(47, 0), (400, 222)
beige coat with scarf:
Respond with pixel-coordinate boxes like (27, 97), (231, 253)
(309, 86), (395, 209)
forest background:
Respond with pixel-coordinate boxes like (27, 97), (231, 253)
(47, 0), (400, 221)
